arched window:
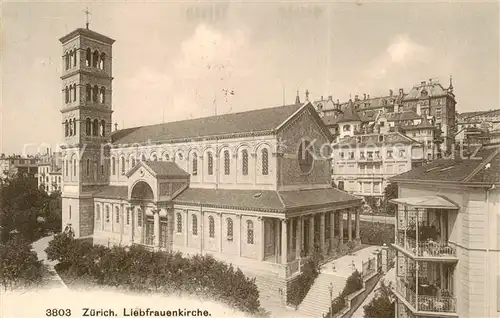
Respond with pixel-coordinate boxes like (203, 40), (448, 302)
(261, 148), (269, 175)
(208, 216), (215, 238)
(131, 158), (136, 168)
(92, 50), (99, 68)
(72, 84), (77, 101)
(96, 204), (101, 221)
(111, 157), (116, 175)
(65, 52), (69, 70)
(115, 207), (120, 223)
(207, 152), (213, 175)
(68, 160), (72, 179)
(224, 150), (230, 175)
(121, 157), (125, 175)
(176, 213), (182, 233)
(163, 153), (170, 161)
(100, 120), (106, 137)
(141, 154), (146, 161)
(86, 84), (92, 102)
(137, 208), (143, 227)
(105, 206), (110, 223)
(92, 119), (99, 136)
(93, 85), (99, 102)
(69, 85), (73, 102)
(65, 120), (69, 137)
(192, 214), (198, 235)
(69, 206), (72, 219)
(69, 50), (74, 69)
(227, 218), (233, 241)
(72, 49), (77, 67)
(247, 220), (254, 244)
(99, 87), (105, 103)
(69, 119), (74, 136)
(73, 158), (76, 176)
(100, 52), (106, 70)
(65, 159), (68, 176)
(72, 118), (77, 136)
(65, 86), (69, 103)
(86, 159), (90, 177)
(151, 154), (158, 161)
(242, 149), (248, 176)
(86, 118), (91, 136)
(298, 140), (314, 173)
(85, 48), (91, 67)
(192, 153), (198, 176)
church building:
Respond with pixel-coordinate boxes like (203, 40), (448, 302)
(59, 25), (362, 299)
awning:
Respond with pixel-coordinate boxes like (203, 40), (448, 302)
(390, 196), (459, 210)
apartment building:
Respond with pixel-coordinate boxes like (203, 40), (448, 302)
(389, 143), (500, 318)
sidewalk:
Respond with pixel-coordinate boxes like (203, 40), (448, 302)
(320, 245), (380, 277)
(31, 235), (68, 290)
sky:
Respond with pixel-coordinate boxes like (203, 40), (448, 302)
(1, 1), (499, 155)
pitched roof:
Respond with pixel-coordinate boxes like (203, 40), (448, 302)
(337, 105), (363, 123)
(59, 28), (115, 44)
(335, 132), (420, 147)
(111, 103), (303, 145)
(387, 110), (422, 122)
(125, 160), (189, 178)
(173, 187), (361, 213)
(391, 145), (500, 185)
(402, 83), (449, 100)
(93, 186), (128, 200)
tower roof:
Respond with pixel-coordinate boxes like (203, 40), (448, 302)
(59, 28), (115, 44)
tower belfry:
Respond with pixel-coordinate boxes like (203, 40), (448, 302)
(59, 25), (115, 238)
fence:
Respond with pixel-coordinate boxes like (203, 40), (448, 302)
(362, 257), (376, 280)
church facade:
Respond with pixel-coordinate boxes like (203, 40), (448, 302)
(59, 27), (362, 284)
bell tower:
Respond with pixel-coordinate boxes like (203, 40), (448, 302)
(59, 22), (115, 238)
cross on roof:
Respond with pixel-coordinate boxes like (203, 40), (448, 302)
(83, 7), (91, 29)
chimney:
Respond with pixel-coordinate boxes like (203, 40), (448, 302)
(355, 95), (359, 101)
(421, 81), (426, 86)
(399, 88), (404, 96)
(114, 123), (118, 131)
(328, 95), (333, 101)
(46, 148), (50, 155)
(367, 94), (370, 99)
(363, 93), (366, 100)
(389, 89), (393, 97)
(321, 96), (324, 101)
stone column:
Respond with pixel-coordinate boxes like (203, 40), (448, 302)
(274, 218), (280, 263)
(219, 213), (223, 253)
(295, 216), (301, 259)
(129, 207), (135, 244)
(355, 208), (360, 240)
(153, 209), (160, 248)
(259, 217), (265, 261)
(281, 219), (288, 264)
(339, 211), (344, 245)
(237, 214), (242, 257)
(347, 209), (353, 242)
(320, 212), (326, 255)
(330, 211), (336, 252)
(309, 215), (315, 255)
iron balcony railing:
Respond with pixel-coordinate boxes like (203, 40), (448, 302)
(395, 234), (457, 258)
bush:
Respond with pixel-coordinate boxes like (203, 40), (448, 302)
(46, 234), (261, 314)
(325, 270), (363, 317)
(0, 238), (44, 290)
(359, 222), (395, 246)
(363, 280), (395, 318)
(287, 258), (319, 307)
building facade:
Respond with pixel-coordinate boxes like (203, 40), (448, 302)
(0, 155), (38, 179)
(455, 109), (500, 146)
(389, 144), (500, 318)
(58, 26), (364, 302)
(38, 151), (63, 194)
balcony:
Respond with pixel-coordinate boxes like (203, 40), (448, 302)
(395, 278), (457, 314)
(395, 234), (457, 259)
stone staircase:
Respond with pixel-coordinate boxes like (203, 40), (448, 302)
(297, 272), (348, 318)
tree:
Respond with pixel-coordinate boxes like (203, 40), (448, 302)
(381, 182), (398, 215)
(0, 238), (44, 290)
(363, 280), (395, 318)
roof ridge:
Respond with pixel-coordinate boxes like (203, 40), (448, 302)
(462, 147), (500, 182)
(276, 190), (287, 209)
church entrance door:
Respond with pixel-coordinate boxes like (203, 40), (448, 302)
(145, 217), (154, 246)
(159, 221), (168, 249)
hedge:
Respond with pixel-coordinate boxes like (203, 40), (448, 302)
(325, 270), (363, 317)
(359, 222), (395, 246)
(0, 238), (44, 290)
(46, 233), (261, 314)
(287, 256), (320, 307)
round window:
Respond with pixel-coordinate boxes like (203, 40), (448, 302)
(298, 140), (314, 173)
